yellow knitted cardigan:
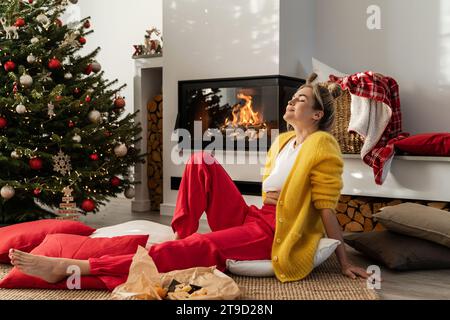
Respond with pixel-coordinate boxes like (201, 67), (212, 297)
(262, 130), (344, 282)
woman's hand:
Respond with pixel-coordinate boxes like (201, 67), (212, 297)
(340, 262), (372, 280)
(264, 191), (280, 205)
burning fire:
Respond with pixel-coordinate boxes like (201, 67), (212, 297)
(224, 93), (264, 128)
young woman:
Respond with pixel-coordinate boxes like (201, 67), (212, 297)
(9, 73), (369, 289)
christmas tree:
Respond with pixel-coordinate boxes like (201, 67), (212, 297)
(0, 0), (143, 224)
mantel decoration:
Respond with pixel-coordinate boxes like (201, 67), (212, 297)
(132, 27), (163, 59)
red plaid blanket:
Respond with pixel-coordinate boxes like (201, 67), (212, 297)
(330, 71), (409, 185)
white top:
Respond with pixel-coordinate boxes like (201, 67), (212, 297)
(263, 138), (302, 192)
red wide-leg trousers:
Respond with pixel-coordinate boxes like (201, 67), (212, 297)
(89, 152), (276, 290)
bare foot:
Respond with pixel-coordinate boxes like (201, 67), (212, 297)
(9, 249), (69, 284)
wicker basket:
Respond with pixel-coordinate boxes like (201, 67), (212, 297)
(330, 88), (364, 154)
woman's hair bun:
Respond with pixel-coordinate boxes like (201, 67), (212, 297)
(306, 72), (318, 84)
(327, 82), (343, 99)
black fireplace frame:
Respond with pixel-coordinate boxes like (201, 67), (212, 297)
(175, 75), (305, 150)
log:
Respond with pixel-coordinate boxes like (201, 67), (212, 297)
(148, 101), (158, 113)
(373, 203), (384, 214)
(148, 166), (154, 177)
(427, 202), (446, 210)
(373, 223), (385, 231)
(150, 114), (158, 123)
(353, 212), (365, 225)
(152, 151), (162, 162)
(347, 207), (356, 219)
(337, 214), (352, 226)
(360, 204), (372, 218)
(336, 203), (348, 213)
(345, 222), (364, 232)
(154, 95), (163, 103)
(148, 179), (157, 189)
(364, 218), (373, 232)
(348, 200), (359, 208)
(387, 199), (402, 207)
(340, 195), (352, 203)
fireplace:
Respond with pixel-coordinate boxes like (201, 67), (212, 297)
(175, 75), (305, 150)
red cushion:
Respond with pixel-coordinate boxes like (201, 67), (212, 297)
(0, 234), (149, 290)
(394, 133), (450, 156)
(0, 219), (96, 263)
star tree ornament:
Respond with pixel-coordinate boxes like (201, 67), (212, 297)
(52, 150), (72, 176)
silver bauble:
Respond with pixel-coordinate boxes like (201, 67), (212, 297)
(20, 74), (33, 87)
(11, 150), (20, 159)
(27, 54), (36, 64)
(31, 37), (39, 44)
(88, 110), (101, 124)
(64, 72), (73, 80)
(124, 187), (135, 199)
(16, 104), (27, 114)
(1, 185), (15, 200)
(72, 134), (82, 143)
(114, 143), (128, 157)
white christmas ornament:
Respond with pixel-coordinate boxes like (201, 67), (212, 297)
(72, 134), (81, 143)
(114, 143), (128, 157)
(88, 110), (101, 124)
(20, 74), (33, 87)
(1, 185), (15, 200)
(30, 37), (39, 44)
(16, 104), (27, 114)
(64, 72), (73, 80)
(91, 61), (102, 73)
(27, 54), (36, 64)
(11, 150), (20, 159)
(36, 13), (51, 29)
(124, 187), (135, 199)
(52, 150), (72, 176)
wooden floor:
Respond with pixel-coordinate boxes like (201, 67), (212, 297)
(80, 197), (450, 300)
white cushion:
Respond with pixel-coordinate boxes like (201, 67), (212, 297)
(90, 220), (174, 249)
(91, 221), (340, 277)
(312, 57), (347, 84)
(225, 238), (341, 277)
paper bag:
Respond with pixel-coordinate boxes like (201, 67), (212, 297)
(111, 246), (241, 300)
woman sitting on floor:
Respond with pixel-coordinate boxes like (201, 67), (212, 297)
(9, 73), (369, 287)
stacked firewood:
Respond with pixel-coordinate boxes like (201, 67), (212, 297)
(147, 94), (163, 211)
(336, 195), (450, 232)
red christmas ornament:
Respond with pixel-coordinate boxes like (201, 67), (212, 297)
(85, 95), (92, 103)
(104, 130), (112, 137)
(89, 153), (99, 161)
(55, 18), (63, 27)
(81, 199), (96, 212)
(114, 97), (126, 109)
(28, 0), (33, 3)
(78, 37), (86, 45)
(68, 120), (75, 128)
(14, 18), (25, 27)
(0, 117), (7, 129)
(29, 157), (43, 170)
(4, 61), (16, 72)
(73, 87), (81, 96)
(55, 95), (63, 102)
(110, 176), (122, 187)
(84, 64), (93, 75)
(84, 20), (91, 28)
(33, 188), (42, 197)
(48, 58), (62, 70)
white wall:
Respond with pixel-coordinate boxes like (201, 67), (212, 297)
(162, 0), (282, 211)
(75, 0), (163, 115)
(280, 0), (315, 78)
(315, 0), (450, 134)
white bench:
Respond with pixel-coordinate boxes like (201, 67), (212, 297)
(342, 154), (450, 202)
